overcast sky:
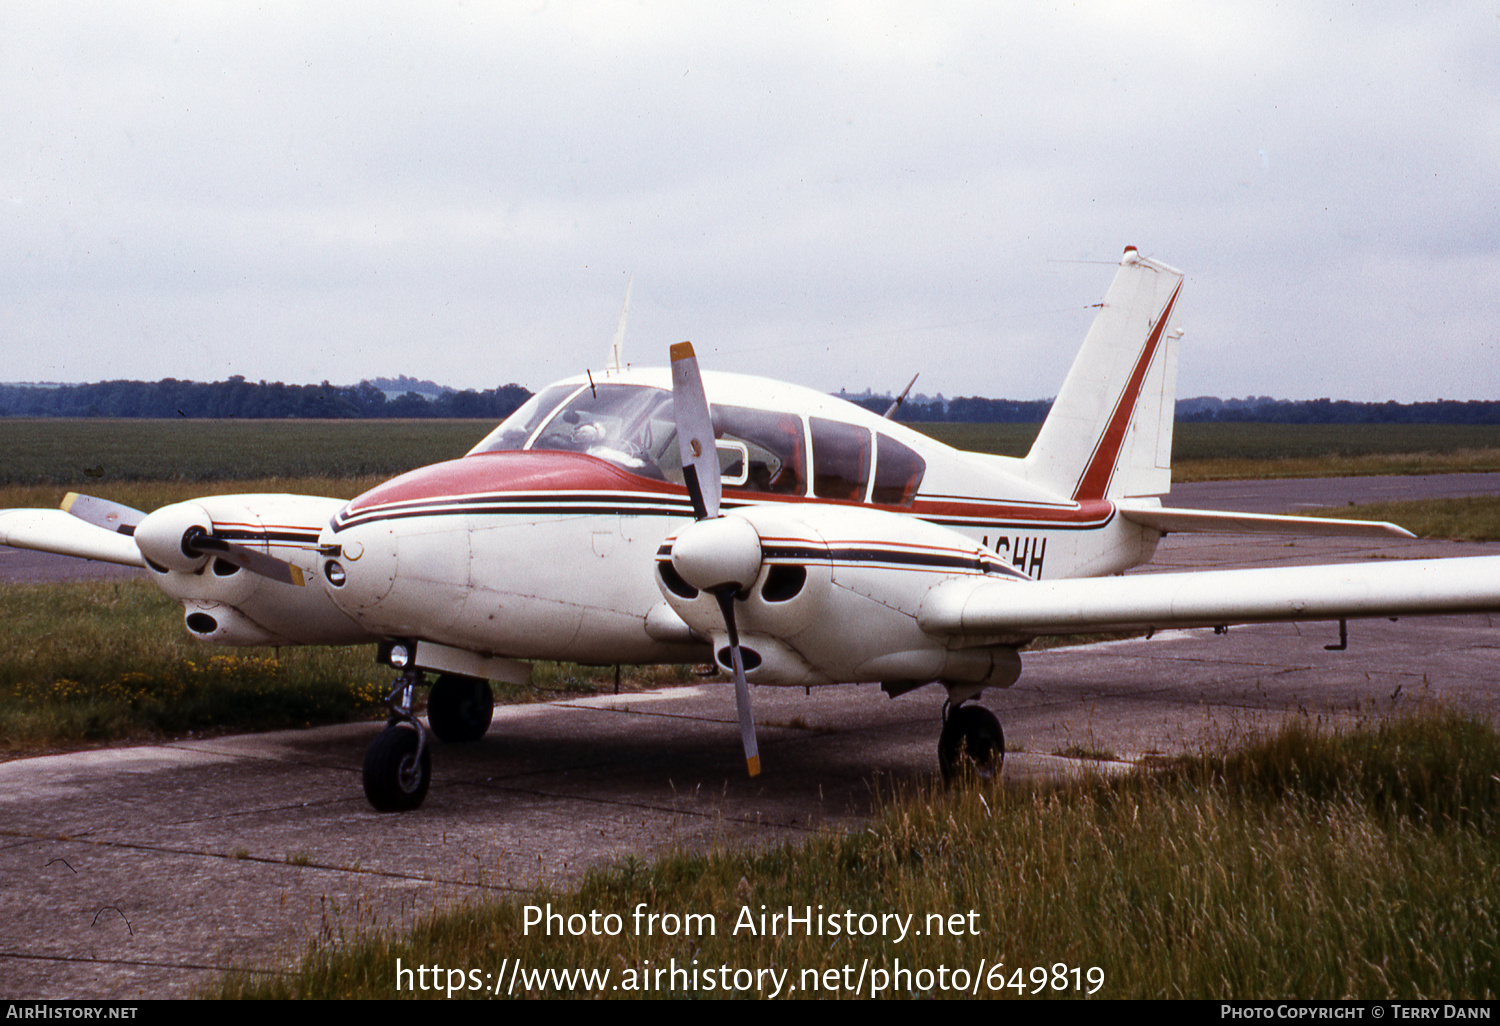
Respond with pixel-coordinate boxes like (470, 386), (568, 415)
(2, 2), (1495, 402)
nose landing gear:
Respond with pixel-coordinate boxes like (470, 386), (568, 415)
(362, 669), (498, 811)
(364, 671), (431, 812)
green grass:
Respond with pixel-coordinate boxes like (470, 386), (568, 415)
(217, 707), (1500, 999)
(1309, 496), (1500, 542)
(0, 580), (385, 753)
(0, 418), (490, 485)
(6, 420), (1500, 495)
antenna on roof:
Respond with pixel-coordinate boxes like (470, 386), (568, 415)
(883, 372), (920, 419)
(605, 275), (633, 374)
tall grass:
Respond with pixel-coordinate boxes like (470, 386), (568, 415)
(220, 707), (1500, 999)
(0, 580), (384, 752)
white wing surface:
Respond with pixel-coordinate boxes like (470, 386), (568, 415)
(919, 556), (1500, 637)
(1117, 504), (1414, 539)
(0, 508), (147, 568)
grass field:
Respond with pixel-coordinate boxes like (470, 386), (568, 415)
(1312, 496), (1500, 542)
(218, 707), (1500, 1000)
(6, 419), (1500, 491)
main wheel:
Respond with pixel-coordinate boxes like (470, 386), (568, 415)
(363, 725), (431, 812)
(427, 674), (494, 743)
(938, 705), (1005, 785)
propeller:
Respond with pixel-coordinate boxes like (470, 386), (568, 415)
(64, 494), (305, 587)
(670, 341), (762, 777)
(62, 492), (146, 535)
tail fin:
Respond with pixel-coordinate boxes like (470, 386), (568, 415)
(1023, 247), (1184, 501)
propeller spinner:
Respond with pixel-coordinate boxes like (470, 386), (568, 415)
(670, 342), (763, 777)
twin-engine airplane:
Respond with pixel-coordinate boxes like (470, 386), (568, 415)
(6, 247), (1500, 812)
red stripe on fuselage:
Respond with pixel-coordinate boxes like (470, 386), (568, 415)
(1072, 280), (1182, 501)
(343, 449), (1117, 530)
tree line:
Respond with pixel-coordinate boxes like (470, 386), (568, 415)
(2, 377), (1497, 424)
(0, 377), (533, 419)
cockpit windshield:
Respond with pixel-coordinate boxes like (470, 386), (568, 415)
(468, 381), (927, 503)
(467, 382), (809, 495)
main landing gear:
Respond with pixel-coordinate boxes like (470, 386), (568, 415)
(362, 670), (496, 812)
(937, 700), (1005, 785)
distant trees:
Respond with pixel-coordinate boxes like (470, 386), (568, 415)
(0, 378), (533, 420)
(2, 377), (1496, 424)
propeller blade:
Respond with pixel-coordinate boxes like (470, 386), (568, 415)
(670, 340), (761, 776)
(714, 590), (761, 777)
(670, 341), (721, 520)
(61, 493), (146, 535)
(183, 529), (306, 587)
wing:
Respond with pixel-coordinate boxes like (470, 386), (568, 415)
(918, 555), (1500, 637)
(1117, 503), (1414, 540)
(0, 508), (147, 567)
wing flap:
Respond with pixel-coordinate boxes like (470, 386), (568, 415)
(0, 509), (147, 568)
(1119, 503), (1414, 539)
(919, 556), (1500, 636)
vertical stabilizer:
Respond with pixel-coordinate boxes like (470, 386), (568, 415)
(1023, 247), (1184, 500)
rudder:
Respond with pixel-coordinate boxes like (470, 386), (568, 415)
(1023, 246), (1184, 501)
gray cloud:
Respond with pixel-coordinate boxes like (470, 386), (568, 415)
(3, 2), (1495, 401)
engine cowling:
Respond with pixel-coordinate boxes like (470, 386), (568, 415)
(657, 502), (1026, 689)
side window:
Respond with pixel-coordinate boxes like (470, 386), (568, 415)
(714, 405), (806, 496)
(810, 417), (872, 501)
(872, 434), (926, 506)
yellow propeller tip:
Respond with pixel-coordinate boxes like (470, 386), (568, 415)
(670, 341), (696, 362)
(746, 756), (761, 777)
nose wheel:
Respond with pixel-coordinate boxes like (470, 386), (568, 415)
(364, 672), (432, 812)
(938, 702), (1005, 785)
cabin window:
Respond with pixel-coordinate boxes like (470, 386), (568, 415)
(467, 384), (581, 454)
(810, 417), (871, 501)
(871, 434), (926, 506)
(715, 405), (807, 496)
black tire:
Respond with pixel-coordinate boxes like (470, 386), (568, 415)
(363, 725), (431, 812)
(938, 705), (1005, 785)
(427, 674), (494, 743)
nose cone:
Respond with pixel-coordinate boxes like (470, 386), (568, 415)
(134, 501), (214, 573)
(670, 514), (762, 593)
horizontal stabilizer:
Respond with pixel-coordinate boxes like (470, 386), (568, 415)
(0, 508), (147, 567)
(1118, 504), (1414, 540)
(920, 555), (1500, 637)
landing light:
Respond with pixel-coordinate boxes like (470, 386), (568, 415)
(324, 560), (346, 587)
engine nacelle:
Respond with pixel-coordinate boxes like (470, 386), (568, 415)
(143, 494), (377, 647)
(658, 502), (1027, 688)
